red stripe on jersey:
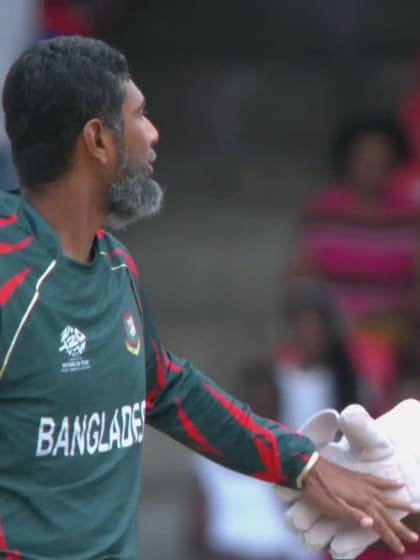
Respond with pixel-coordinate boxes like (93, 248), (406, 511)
(0, 236), (33, 255)
(108, 248), (139, 280)
(145, 387), (158, 415)
(251, 436), (283, 482)
(163, 351), (182, 373)
(0, 519), (20, 560)
(274, 420), (305, 437)
(96, 229), (105, 239)
(175, 398), (223, 457)
(145, 341), (167, 416)
(296, 453), (310, 462)
(0, 520), (6, 550)
(204, 383), (288, 483)
(0, 267), (31, 306)
(150, 338), (166, 390)
(0, 214), (17, 228)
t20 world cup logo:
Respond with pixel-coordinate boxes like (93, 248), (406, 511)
(59, 326), (87, 358)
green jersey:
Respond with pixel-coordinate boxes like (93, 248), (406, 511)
(0, 192), (315, 559)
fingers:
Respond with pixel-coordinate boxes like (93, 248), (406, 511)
(302, 462), (375, 525)
(365, 474), (405, 490)
(367, 500), (418, 554)
(379, 493), (420, 515)
(365, 475), (417, 513)
(334, 494), (417, 555)
(391, 518), (419, 544)
(334, 496), (374, 528)
(366, 502), (405, 555)
(360, 517), (374, 528)
(300, 458), (417, 556)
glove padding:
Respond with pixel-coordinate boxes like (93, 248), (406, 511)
(285, 399), (420, 559)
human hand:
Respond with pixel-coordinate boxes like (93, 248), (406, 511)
(285, 400), (420, 558)
(275, 407), (339, 507)
(301, 455), (417, 555)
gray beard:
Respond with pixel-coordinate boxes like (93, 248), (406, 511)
(104, 155), (164, 231)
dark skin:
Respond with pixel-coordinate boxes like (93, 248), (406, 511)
(303, 458), (418, 554)
(25, 80), (158, 263)
(347, 132), (397, 209)
(22, 80), (418, 555)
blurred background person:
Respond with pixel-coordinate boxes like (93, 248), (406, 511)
(0, 0), (39, 192)
(287, 117), (420, 415)
(41, 0), (95, 37)
(0, 0), (126, 194)
(188, 362), (320, 560)
(40, 0), (129, 39)
(273, 279), (358, 430)
(389, 55), (420, 207)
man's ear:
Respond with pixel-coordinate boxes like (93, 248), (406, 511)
(82, 118), (116, 165)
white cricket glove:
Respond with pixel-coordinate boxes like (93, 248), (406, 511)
(274, 408), (340, 550)
(284, 399), (420, 559)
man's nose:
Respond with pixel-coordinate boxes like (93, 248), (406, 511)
(146, 117), (159, 146)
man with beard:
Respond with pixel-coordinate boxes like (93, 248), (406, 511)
(0, 36), (417, 560)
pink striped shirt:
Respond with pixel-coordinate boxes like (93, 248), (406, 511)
(301, 185), (420, 321)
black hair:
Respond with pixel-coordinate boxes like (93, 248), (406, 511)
(2, 35), (130, 189)
(331, 116), (409, 176)
(327, 336), (359, 410)
(283, 280), (359, 409)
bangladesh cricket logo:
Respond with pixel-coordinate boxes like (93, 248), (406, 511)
(123, 312), (141, 356)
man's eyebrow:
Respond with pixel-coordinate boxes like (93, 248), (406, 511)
(135, 99), (146, 114)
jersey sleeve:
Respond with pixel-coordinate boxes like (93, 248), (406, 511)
(140, 285), (316, 489)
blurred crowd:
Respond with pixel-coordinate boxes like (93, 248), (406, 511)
(0, 0), (127, 195)
(188, 61), (420, 560)
(2, 3), (420, 560)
